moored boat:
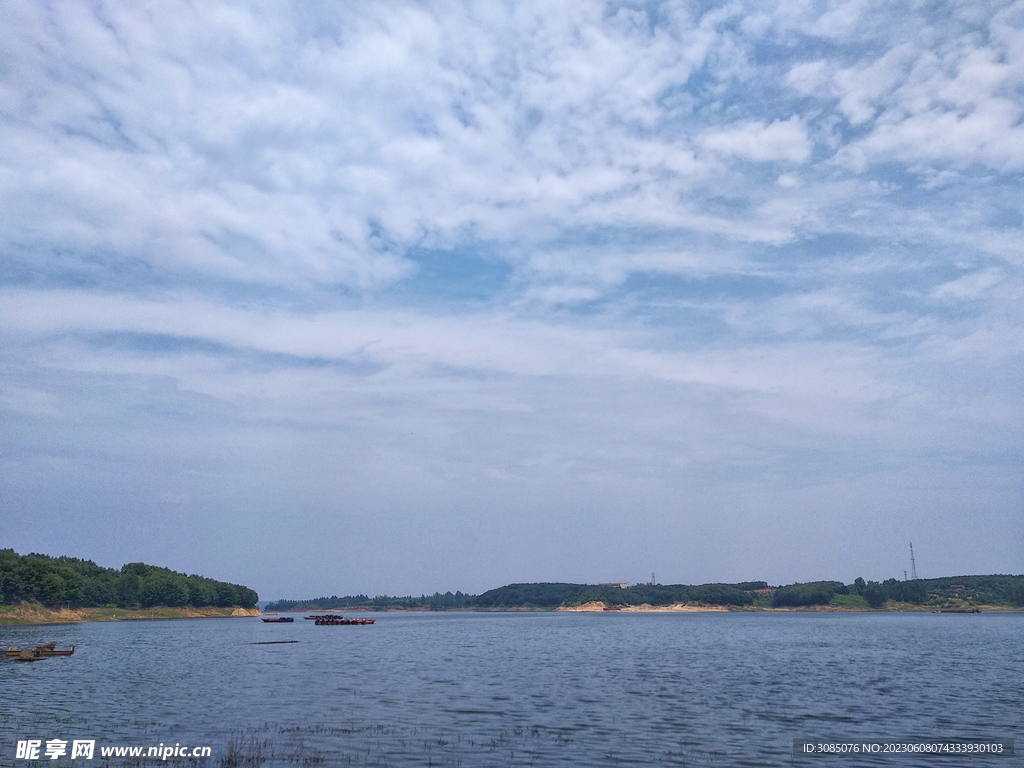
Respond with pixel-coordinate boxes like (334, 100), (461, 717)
(313, 614), (375, 625)
(261, 617), (295, 623)
(6, 643), (76, 659)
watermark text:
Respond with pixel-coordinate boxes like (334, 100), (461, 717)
(16, 740), (212, 761)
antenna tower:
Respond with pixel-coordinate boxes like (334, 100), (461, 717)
(909, 542), (918, 580)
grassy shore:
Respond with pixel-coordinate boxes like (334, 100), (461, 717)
(0, 602), (260, 626)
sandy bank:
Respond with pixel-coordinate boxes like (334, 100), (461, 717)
(557, 601), (729, 612)
(0, 603), (261, 626)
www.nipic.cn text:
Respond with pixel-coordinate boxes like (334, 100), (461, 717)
(16, 740), (212, 761)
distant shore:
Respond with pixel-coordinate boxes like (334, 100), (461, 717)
(278, 601), (1018, 614)
(0, 603), (261, 626)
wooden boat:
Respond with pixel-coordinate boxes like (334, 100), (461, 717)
(5, 643), (75, 663)
(6, 643), (76, 659)
(261, 617), (294, 623)
(43, 646), (76, 655)
(313, 614), (375, 626)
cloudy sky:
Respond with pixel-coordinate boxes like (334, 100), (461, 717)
(2, 0), (1021, 600)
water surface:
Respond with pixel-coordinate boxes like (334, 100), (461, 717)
(3, 611), (1020, 766)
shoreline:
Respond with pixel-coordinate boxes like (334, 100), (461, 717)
(555, 602), (869, 612)
(0, 603), (261, 626)
(4, 602), (1018, 625)
(558, 601), (1019, 613)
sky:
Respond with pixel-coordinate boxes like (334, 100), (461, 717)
(1, 0), (1022, 602)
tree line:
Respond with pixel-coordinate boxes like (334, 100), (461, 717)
(0, 549), (258, 609)
(266, 591), (477, 612)
(264, 581), (770, 611)
(771, 575), (1024, 609)
(264, 574), (1024, 612)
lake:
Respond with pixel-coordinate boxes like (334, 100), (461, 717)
(3, 611), (1021, 766)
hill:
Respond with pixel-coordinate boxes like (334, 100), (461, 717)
(0, 549), (258, 609)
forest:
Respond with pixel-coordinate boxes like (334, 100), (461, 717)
(0, 549), (258, 609)
(770, 575), (1024, 609)
(264, 575), (1024, 612)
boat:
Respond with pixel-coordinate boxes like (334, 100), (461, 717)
(6, 643), (76, 659)
(5, 642), (76, 657)
(261, 617), (294, 623)
(312, 614), (375, 626)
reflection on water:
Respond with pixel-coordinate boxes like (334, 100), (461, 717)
(3, 611), (1021, 766)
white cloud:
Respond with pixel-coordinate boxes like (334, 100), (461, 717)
(931, 269), (1005, 300)
(793, 5), (1024, 172)
(698, 117), (812, 163)
(0, 0), (821, 294)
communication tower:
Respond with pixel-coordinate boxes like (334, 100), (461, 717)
(909, 542), (918, 581)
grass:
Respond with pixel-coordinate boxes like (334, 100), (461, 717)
(829, 593), (869, 609)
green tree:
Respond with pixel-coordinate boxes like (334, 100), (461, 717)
(117, 574), (141, 607)
(772, 581), (845, 607)
(140, 573), (188, 607)
(863, 581), (886, 608)
(185, 576), (216, 606)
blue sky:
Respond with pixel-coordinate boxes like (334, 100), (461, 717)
(1, 0), (1021, 600)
